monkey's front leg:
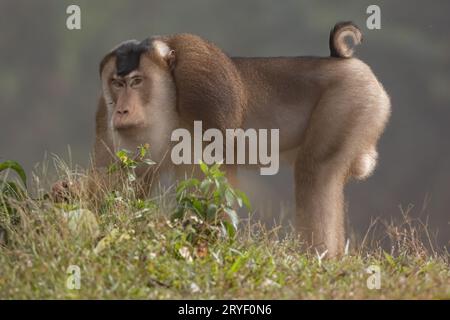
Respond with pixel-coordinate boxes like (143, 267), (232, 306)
(51, 167), (110, 203)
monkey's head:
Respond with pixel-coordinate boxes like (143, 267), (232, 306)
(99, 38), (176, 134)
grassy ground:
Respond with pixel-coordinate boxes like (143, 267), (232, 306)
(0, 159), (449, 299)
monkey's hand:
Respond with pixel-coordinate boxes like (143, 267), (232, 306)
(51, 179), (80, 203)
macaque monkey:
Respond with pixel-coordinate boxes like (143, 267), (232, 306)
(57, 22), (390, 257)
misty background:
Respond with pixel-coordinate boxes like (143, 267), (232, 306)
(0, 0), (449, 246)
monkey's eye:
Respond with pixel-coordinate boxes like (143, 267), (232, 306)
(111, 79), (125, 89)
(130, 77), (143, 88)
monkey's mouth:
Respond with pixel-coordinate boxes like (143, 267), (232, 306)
(113, 120), (147, 132)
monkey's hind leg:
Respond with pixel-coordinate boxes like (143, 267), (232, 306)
(293, 89), (360, 257)
(294, 80), (389, 257)
(294, 152), (348, 258)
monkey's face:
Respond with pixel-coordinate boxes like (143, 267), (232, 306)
(108, 69), (149, 131)
(100, 39), (176, 135)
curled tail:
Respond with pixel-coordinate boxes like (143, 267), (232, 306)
(329, 21), (362, 58)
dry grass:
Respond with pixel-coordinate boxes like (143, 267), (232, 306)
(0, 158), (448, 299)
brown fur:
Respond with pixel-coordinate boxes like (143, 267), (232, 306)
(163, 34), (247, 131)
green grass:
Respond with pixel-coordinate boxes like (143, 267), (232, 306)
(0, 158), (449, 299)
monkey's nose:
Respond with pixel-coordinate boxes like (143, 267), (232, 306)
(117, 109), (129, 115)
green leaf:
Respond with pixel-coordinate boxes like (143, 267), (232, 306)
(192, 199), (205, 217)
(384, 251), (396, 268)
(107, 163), (118, 174)
(224, 207), (239, 230)
(236, 197), (243, 208)
(142, 159), (156, 166)
(225, 189), (235, 207)
(116, 149), (128, 159)
(206, 203), (218, 221)
(210, 162), (218, 170)
(200, 179), (212, 193)
(138, 144), (149, 158)
(172, 206), (185, 220)
(212, 189), (222, 205)
(228, 253), (247, 274)
(0, 160), (27, 187)
(199, 160), (208, 175)
(176, 179), (200, 196)
(222, 221), (236, 238)
(210, 163), (222, 176)
(235, 189), (251, 210)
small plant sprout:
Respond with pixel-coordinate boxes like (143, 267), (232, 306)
(107, 144), (155, 183)
(344, 239), (350, 256)
(173, 161), (251, 240)
(315, 248), (328, 267)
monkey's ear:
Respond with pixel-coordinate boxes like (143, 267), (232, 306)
(166, 49), (176, 70)
(153, 40), (176, 70)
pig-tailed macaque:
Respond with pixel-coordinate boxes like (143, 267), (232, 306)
(60, 21), (391, 257)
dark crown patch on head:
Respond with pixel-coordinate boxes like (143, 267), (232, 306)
(114, 38), (151, 76)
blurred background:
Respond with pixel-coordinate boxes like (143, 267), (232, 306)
(0, 0), (449, 246)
